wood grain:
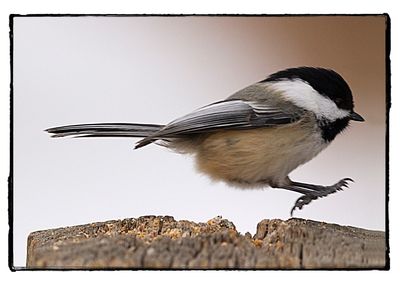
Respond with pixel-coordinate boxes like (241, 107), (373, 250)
(26, 216), (387, 269)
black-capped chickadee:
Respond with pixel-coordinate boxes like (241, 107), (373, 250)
(46, 67), (364, 215)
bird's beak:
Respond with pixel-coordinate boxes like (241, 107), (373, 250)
(350, 111), (365, 122)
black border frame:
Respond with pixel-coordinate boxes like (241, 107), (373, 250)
(8, 13), (391, 271)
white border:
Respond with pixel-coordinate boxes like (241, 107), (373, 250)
(1, 0), (397, 279)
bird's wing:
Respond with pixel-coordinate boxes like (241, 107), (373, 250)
(135, 99), (299, 148)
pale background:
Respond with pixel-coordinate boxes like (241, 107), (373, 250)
(12, 16), (386, 267)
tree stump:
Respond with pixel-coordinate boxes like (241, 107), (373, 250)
(26, 216), (387, 269)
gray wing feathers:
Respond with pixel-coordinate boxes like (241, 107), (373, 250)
(161, 100), (292, 133)
(135, 99), (296, 148)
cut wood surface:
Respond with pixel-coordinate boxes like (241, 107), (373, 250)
(26, 216), (387, 269)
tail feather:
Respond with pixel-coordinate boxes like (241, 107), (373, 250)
(46, 123), (164, 139)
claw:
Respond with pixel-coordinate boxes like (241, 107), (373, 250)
(290, 195), (316, 217)
(290, 206), (295, 217)
(343, 178), (354, 183)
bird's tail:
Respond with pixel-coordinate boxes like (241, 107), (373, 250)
(46, 123), (164, 139)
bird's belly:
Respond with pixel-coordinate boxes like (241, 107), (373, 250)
(195, 125), (327, 188)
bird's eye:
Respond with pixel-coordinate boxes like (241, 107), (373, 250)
(335, 98), (343, 105)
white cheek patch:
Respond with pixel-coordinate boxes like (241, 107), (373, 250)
(268, 79), (350, 121)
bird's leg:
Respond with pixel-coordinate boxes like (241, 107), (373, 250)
(277, 178), (353, 216)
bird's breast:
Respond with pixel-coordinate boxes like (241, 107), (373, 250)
(195, 120), (328, 188)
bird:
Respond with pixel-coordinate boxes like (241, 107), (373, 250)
(46, 66), (364, 215)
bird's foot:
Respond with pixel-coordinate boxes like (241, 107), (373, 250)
(290, 178), (353, 216)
